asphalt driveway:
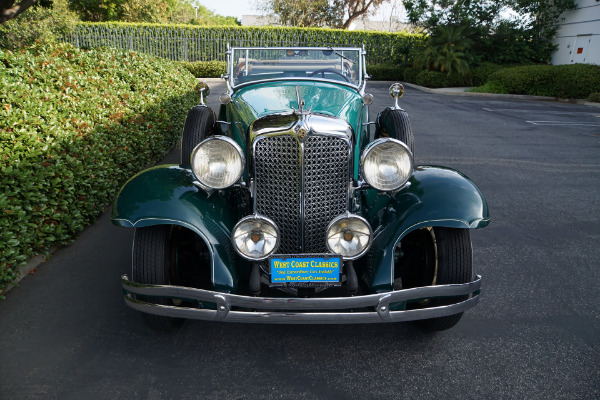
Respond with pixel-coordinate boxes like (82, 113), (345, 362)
(1, 82), (599, 400)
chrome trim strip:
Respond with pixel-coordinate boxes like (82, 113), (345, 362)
(122, 275), (481, 324)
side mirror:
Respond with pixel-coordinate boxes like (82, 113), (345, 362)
(197, 81), (211, 105)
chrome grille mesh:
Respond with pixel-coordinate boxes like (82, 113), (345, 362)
(304, 136), (350, 252)
(255, 136), (301, 253)
(254, 134), (350, 254)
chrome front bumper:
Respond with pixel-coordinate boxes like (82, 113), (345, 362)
(121, 275), (482, 324)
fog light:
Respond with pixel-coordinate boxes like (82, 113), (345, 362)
(326, 214), (372, 259)
(232, 215), (279, 260)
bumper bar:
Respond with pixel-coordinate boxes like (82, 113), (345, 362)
(122, 275), (481, 324)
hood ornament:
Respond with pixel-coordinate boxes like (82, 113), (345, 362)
(295, 85), (305, 113)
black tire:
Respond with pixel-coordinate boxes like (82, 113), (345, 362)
(416, 227), (473, 331)
(375, 107), (415, 156)
(181, 105), (215, 165)
(132, 225), (184, 332)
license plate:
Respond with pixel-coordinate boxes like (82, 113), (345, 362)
(270, 255), (341, 285)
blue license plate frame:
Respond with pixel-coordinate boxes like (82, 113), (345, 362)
(269, 254), (342, 287)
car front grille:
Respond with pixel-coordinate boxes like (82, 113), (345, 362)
(254, 134), (350, 254)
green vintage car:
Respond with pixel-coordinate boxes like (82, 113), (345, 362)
(112, 47), (489, 331)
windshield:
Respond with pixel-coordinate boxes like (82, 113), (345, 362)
(229, 47), (363, 88)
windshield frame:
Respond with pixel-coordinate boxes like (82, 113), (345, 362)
(225, 46), (367, 93)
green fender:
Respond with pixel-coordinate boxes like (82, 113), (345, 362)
(362, 166), (490, 292)
(111, 165), (238, 292)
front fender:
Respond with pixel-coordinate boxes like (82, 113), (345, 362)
(363, 166), (490, 292)
(111, 165), (238, 292)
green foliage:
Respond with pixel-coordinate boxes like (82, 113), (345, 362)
(65, 22), (426, 65)
(367, 64), (403, 81)
(68, 0), (240, 25)
(414, 70), (471, 88)
(403, 0), (576, 64)
(403, 67), (421, 83)
(0, 43), (199, 293)
(0, 0), (78, 50)
(178, 60), (226, 77)
(588, 93), (600, 103)
(414, 25), (472, 76)
(478, 64), (600, 98)
(470, 62), (504, 86)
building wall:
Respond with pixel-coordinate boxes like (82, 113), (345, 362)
(552, 0), (600, 65)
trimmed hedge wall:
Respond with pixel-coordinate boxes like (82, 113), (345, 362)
(64, 22), (426, 65)
(0, 43), (199, 295)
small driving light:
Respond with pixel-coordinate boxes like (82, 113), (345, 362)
(219, 93), (231, 105)
(362, 93), (374, 105)
(191, 136), (244, 190)
(361, 138), (413, 191)
(232, 215), (280, 260)
(326, 214), (372, 259)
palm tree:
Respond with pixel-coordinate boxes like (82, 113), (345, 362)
(415, 25), (473, 76)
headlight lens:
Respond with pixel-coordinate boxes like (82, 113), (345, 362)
(326, 214), (372, 259)
(361, 138), (413, 191)
(191, 136), (244, 189)
(232, 215), (279, 260)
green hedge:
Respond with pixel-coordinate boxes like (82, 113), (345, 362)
(0, 43), (199, 295)
(482, 64), (600, 98)
(588, 92), (600, 103)
(367, 64), (404, 81)
(178, 60), (226, 78)
(63, 22), (426, 65)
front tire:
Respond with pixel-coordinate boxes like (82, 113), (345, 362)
(132, 225), (184, 332)
(416, 227), (473, 331)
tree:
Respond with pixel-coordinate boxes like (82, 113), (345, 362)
(0, 0), (77, 48)
(258, 0), (388, 29)
(415, 25), (473, 75)
(402, 0), (576, 63)
(1, 0), (48, 24)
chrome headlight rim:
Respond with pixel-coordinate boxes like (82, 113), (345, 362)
(360, 137), (414, 192)
(191, 135), (245, 190)
(231, 214), (280, 261)
(326, 213), (373, 260)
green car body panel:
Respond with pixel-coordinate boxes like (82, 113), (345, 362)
(111, 163), (489, 294)
(111, 165), (239, 292)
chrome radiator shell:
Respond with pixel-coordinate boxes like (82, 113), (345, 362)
(250, 112), (353, 253)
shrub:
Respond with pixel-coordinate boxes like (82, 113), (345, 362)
(553, 64), (600, 99)
(415, 70), (448, 88)
(0, 43), (199, 295)
(471, 62), (504, 86)
(588, 92), (600, 103)
(368, 64), (403, 81)
(177, 60), (226, 78)
(403, 67), (420, 83)
(485, 64), (600, 98)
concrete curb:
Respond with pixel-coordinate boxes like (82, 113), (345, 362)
(2, 247), (57, 297)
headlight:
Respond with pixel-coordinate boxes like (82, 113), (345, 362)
(191, 136), (244, 189)
(326, 214), (372, 259)
(360, 138), (413, 191)
(232, 215), (279, 260)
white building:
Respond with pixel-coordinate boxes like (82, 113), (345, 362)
(551, 0), (600, 65)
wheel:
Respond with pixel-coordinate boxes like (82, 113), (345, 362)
(132, 225), (185, 331)
(308, 68), (350, 82)
(180, 105), (215, 165)
(416, 227), (473, 331)
(395, 227), (473, 331)
(375, 107), (415, 156)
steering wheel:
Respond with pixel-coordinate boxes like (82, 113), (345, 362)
(308, 69), (350, 82)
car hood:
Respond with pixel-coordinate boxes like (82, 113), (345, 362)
(230, 81), (363, 131)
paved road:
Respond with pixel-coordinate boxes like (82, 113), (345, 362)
(1, 82), (599, 400)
